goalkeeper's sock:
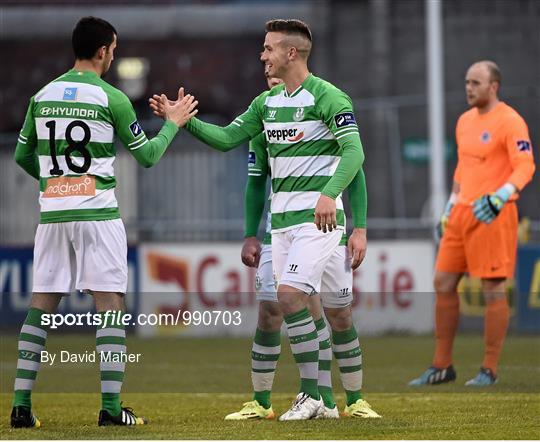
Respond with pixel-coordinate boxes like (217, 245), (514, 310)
(433, 292), (460, 368)
(314, 318), (335, 409)
(251, 328), (281, 409)
(483, 297), (509, 376)
(97, 311), (127, 416)
(284, 308), (320, 400)
(332, 326), (363, 406)
(12, 308), (48, 409)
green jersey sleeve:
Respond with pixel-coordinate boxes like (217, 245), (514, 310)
(14, 96), (40, 180)
(109, 90), (179, 168)
(247, 132), (269, 178)
(347, 168), (367, 228)
(318, 88), (365, 199)
(244, 133), (269, 237)
(185, 92), (266, 152)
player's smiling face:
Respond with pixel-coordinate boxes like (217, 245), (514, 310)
(260, 32), (289, 78)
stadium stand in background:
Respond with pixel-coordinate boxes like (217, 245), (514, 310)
(1, 0), (538, 244)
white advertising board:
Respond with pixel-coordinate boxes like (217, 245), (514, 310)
(138, 241), (435, 337)
(350, 241), (435, 334)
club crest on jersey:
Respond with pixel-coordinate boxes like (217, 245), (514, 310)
(63, 87), (78, 101)
(248, 151), (256, 166)
(517, 140), (531, 152)
(335, 112), (356, 128)
(480, 131), (491, 143)
(267, 109), (277, 120)
(293, 107), (305, 122)
(255, 274), (262, 291)
(129, 121), (143, 137)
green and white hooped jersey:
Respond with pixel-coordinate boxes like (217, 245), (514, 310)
(238, 74), (360, 233)
(248, 130), (347, 246)
(18, 69), (151, 224)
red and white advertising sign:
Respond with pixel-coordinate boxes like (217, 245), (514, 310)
(138, 241), (435, 337)
(351, 241), (435, 334)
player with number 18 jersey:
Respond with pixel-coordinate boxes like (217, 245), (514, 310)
(17, 69), (177, 224)
(15, 68), (182, 293)
(11, 16), (198, 429)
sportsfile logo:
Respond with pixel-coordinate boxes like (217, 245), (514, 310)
(43, 176), (96, 198)
(265, 128), (304, 143)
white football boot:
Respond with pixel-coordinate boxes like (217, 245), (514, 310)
(278, 393), (324, 421)
(315, 405), (340, 419)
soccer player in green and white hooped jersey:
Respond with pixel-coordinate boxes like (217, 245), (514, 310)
(10, 17), (198, 429)
(151, 19), (367, 420)
(224, 75), (381, 420)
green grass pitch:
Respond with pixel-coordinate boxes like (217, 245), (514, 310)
(1, 334), (539, 439)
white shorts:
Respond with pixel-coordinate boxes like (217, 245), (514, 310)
(320, 245), (354, 308)
(255, 245), (279, 302)
(256, 243), (353, 308)
(271, 224), (344, 295)
(33, 219), (128, 294)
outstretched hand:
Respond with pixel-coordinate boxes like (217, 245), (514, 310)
(149, 87), (188, 120)
(151, 88), (198, 128)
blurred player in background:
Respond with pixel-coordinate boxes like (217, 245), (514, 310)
(11, 16), (197, 428)
(223, 73), (379, 420)
(410, 61), (535, 387)
(150, 19), (365, 420)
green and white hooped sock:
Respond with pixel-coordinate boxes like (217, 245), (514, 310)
(332, 326), (363, 406)
(12, 307), (48, 409)
(314, 317), (336, 409)
(284, 308), (320, 400)
(96, 311), (127, 416)
(251, 328), (281, 409)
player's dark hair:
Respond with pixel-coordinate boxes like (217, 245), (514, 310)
(265, 19), (312, 43)
(72, 16), (117, 60)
